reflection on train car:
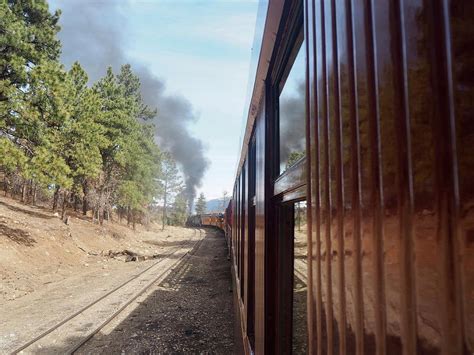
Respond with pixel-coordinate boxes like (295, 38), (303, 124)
(229, 0), (474, 354)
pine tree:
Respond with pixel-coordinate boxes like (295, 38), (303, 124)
(92, 66), (133, 223)
(0, 138), (27, 196)
(169, 190), (188, 226)
(159, 152), (182, 230)
(0, 0), (61, 121)
(0, 1), (66, 204)
(19, 59), (74, 210)
(63, 62), (104, 212)
(285, 151), (305, 170)
(116, 64), (156, 121)
(0, 4), (168, 231)
(195, 193), (207, 215)
(115, 65), (160, 227)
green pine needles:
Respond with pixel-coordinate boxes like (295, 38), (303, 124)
(0, 1), (182, 227)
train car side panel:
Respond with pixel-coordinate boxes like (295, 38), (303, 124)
(231, 0), (474, 353)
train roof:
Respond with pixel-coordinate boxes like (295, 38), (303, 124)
(235, 1), (285, 179)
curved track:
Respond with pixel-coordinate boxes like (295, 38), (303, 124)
(12, 228), (205, 355)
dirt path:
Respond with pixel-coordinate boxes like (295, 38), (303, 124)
(75, 228), (234, 354)
(0, 227), (198, 353)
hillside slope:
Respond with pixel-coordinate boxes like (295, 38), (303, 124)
(0, 196), (186, 302)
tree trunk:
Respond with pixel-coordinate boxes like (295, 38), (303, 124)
(162, 182), (167, 231)
(32, 184), (37, 206)
(127, 206), (131, 226)
(53, 186), (60, 211)
(21, 181), (27, 203)
(73, 194), (79, 212)
(82, 195), (88, 215)
(82, 181), (88, 215)
(3, 174), (7, 196)
(61, 191), (67, 220)
(27, 180), (33, 204)
(132, 210), (136, 230)
(145, 209), (150, 228)
(98, 188), (104, 225)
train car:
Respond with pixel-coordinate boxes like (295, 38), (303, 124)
(185, 214), (202, 227)
(225, 200), (233, 246)
(200, 214), (213, 226)
(188, 213), (226, 230)
(231, 1), (474, 354)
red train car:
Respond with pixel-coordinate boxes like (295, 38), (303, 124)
(197, 213), (225, 230)
(225, 200), (233, 247)
(231, 0), (474, 354)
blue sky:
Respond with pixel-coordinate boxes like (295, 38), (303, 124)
(50, 0), (259, 201)
(126, 1), (258, 199)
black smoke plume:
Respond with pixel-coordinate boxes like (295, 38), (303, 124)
(279, 81), (306, 167)
(54, 0), (208, 206)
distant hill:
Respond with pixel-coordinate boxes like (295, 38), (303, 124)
(206, 198), (228, 213)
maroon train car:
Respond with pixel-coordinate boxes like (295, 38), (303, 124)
(231, 0), (474, 354)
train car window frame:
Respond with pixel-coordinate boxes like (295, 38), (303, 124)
(268, 0), (305, 185)
(247, 132), (257, 350)
(240, 162), (246, 299)
(264, 0), (308, 353)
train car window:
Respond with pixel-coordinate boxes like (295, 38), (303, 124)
(278, 38), (306, 175)
(247, 134), (257, 349)
(240, 164), (246, 298)
(292, 200), (307, 353)
(234, 183), (238, 269)
(237, 175), (241, 281)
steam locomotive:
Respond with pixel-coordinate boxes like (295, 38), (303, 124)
(186, 212), (226, 230)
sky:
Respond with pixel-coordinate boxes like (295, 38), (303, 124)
(49, 0), (259, 201)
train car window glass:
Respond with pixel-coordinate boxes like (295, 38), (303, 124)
(278, 40), (306, 175)
(237, 175), (241, 280)
(240, 164), (246, 299)
(247, 134), (257, 349)
(292, 200), (307, 353)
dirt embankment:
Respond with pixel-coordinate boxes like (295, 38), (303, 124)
(0, 195), (186, 302)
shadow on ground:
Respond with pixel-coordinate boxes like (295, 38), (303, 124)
(0, 200), (55, 220)
(143, 239), (197, 247)
(0, 221), (36, 246)
(39, 229), (234, 354)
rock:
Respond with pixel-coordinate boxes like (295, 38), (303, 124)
(53, 212), (59, 217)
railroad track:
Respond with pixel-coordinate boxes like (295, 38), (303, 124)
(294, 259), (308, 286)
(11, 228), (205, 355)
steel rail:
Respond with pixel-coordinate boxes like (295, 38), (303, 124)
(11, 228), (202, 355)
(68, 229), (205, 354)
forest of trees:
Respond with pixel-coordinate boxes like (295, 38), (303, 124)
(0, 1), (187, 227)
